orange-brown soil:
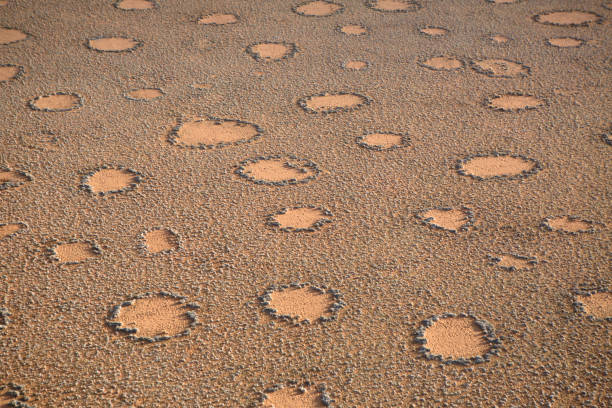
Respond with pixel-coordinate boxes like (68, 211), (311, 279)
(143, 228), (179, 253)
(267, 287), (335, 323)
(52, 242), (98, 263)
(261, 385), (325, 407)
(424, 317), (491, 359)
(576, 293), (611, 319)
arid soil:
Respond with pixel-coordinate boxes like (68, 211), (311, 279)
(0, 0), (610, 407)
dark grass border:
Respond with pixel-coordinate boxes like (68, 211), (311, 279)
(298, 91), (371, 114)
(107, 291), (200, 342)
(235, 154), (321, 186)
(540, 215), (596, 235)
(356, 131), (410, 151)
(487, 253), (537, 271)
(168, 116), (263, 150)
(257, 381), (332, 407)
(415, 207), (474, 233)
(29, 92), (83, 112)
(546, 36), (585, 48)
(485, 92), (546, 112)
(259, 283), (345, 325)
(0, 167), (32, 190)
(80, 165), (143, 196)
(533, 10), (604, 27)
(342, 59), (370, 70)
(86, 36), (143, 53)
(414, 313), (502, 365)
(0, 222), (27, 240)
(292, 1), (345, 17)
(245, 41), (298, 62)
(0, 64), (24, 83)
(470, 58), (530, 78)
(266, 205), (333, 232)
(418, 55), (465, 71)
(456, 152), (542, 180)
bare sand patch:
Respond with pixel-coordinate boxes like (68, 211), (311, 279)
(416, 208), (473, 232)
(82, 167), (142, 195)
(293, 1), (344, 17)
(0, 223), (26, 240)
(487, 93), (544, 112)
(299, 92), (370, 114)
(107, 293), (198, 342)
(261, 384), (327, 407)
(547, 37), (584, 48)
(51, 241), (100, 264)
(357, 132), (409, 150)
(125, 88), (163, 100)
(260, 284), (343, 324)
(87, 37), (142, 52)
(0, 64), (23, 82)
(489, 254), (535, 270)
(534, 11), (603, 26)
(575, 292), (611, 320)
(339, 25), (368, 35)
(170, 117), (262, 149)
(419, 27), (448, 36)
(236, 155), (320, 185)
(0, 27), (27, 45)
(143, 228), (179, 254)
(268, 206), (332, 232)
(490, 34), (510, 44)
(0, 169), (31, 190)
(417, 315), (497, 363)
(420, 56), (463, 71)
(487, 0), (520, 4)
(471, 59), (529, 78)
(246, 42), (297, 61)
(542, 216), (593, 234)
(457, 154), (540, 180)
(198, 13), (238, 25)
(30, 92), (82, 112)
(343, 60), (368, 70)
(114, 0), (156, 10)
(366, 0), (421, 12)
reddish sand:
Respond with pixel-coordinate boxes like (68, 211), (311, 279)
(85, 168), (138, 194)
(535, 11), (601, 26)
(340, 25), (368, 35)
(0, 223), (24, 239)
(0, 65), (20, 81)
(422, 56), (463, 70)
(303, 93), (367, 112)
(173, 118), (259, 147)
(88, 37), (140, 52)
(0, 27), (27, 44)
(267, 287), (335, 322)
(576, 293), (611, 319)
(31, 93), (81, 111)
(545, 216), (592, 233)
(420, 208), (470, 232)
(420, 27), (448, 36)
(143, 229), (179, 253)
(272, 207), (331, 231)
(198, 13), (238, 25)
(295, 1), (343, 16)
(115, 295), (192, 338)
(547, 37), (583, 48)
(460, 155), (536, 178)
(424, 317), (491, 359)
(262, 386), (325, 407)
(494, 254), (532, 270)
(488, 94), (543, 111)
(344, 60), (368, 70)
(126, 88), (163, 100)
(114, 0), (155, 10)
(53, 242), (98, 263)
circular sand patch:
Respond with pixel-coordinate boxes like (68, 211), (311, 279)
(420, 56), (463, 71)
(169, 117), (262, 149)
(488, 254), (535, 270)
(246, 42), (297, 62)
(575, 291), (611, 320)
(534, 11), (603, 26)
(419, 27), (448, 36)
(486, 93), (544, 112)
(0, 222), (26, 240)
(260, 284), (344, 324)
(366, 0), (421, 12)
(87, 37), (142, 52)
(268, 206), (332, 232)
(0, 383), (31, 407)
(114, 0), (156, 10)
(197, 13), (239, 25)
(51, 241), (101, 264)
(0, 64), (23, 82)
(261, 384), (328, 407)
(542, 216), (594, 234)
(293, 1), (344, 17)
(125, 88), (164, 100)
(107, 292), (198, 342)
(471, 59), (529, 78)
(457, 154), (541, 180)
(82, 167), (142, 195)
(142, 228), (179, 254)
(487, 0), (520, 3)
(0, 307), (9, 331)
(0, 27), (27, 45)
(29, 92), (82, 112)
(339, 24), (368, 35)
(236, 155), (320, 186)
(547, 37), (584, 48)
(299, 92), (370, 114)
(356, 132), (409, 151)
(343, 60), (368, 70)
(416, 207), (473, 232)
(0, 169), (31, 190)
(415, 314), (500, 364)
(490, 34), (510, 44)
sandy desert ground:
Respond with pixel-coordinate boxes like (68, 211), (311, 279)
(0, 0), (610, 407)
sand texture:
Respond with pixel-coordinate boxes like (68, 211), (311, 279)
(0, 0), (610, 406)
